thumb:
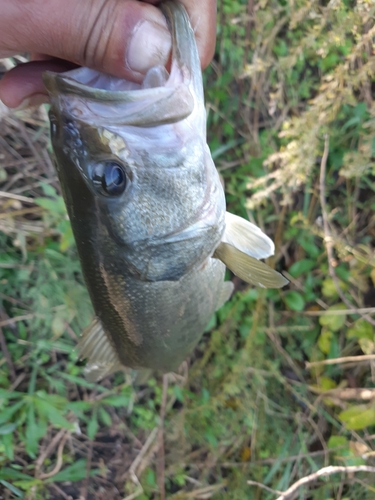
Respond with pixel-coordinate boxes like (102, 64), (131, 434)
(0, 0), (172, 107)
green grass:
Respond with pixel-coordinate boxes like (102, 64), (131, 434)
(1, 0), (375, 498)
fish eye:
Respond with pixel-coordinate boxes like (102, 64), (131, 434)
(92, 162), (127, 197)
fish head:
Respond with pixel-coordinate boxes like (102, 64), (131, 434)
(44, 2), (225, 282)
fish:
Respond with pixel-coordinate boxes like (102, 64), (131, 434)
(43, 1), (288, 381)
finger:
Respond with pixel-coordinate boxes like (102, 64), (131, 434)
(30, 53), (55, 61)
(0, 0), (217, 108)
(0, 59), (76, 108)
(1, 0), (172, 82)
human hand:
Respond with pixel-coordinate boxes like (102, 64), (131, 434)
(0, 0), (216, 108)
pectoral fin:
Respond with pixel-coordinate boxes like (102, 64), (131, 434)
(78, 318), (123, 382)
(222, 212), (275, 259)
(214, 242), (289, 289)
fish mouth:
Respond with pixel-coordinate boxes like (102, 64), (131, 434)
(43, 2), (203, 128)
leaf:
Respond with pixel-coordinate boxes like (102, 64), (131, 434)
(322, 278), (338, 298)
(33, 395), (72, 429)
(58, 221), (74, 252)
(67, 401), (93, 414)
(284, 291), (305, 311)
(339, 405), (375, 430)
(299, 238), (321, 258)
(319, 377), (337, 391)
(2, 432), (14, 460)
(59, 373), (99, 390)
(347, 319), (374, 341)
(12, 479), (42, 490)
(318, 330), (333, 355)
(358, 338), (374, 355)
(0, 422), (17, 435)
(145, 468), (157, 487)
(52, 314), (66, 337)
(319, 304), (347, 331)
(241, 447), (251, 461)
(204, 428), (218, 447)
(327, 435), (348, 449)
(34, 197), (66, 215)
(102, 395), (130, 408)
(87, 413), (99, 440)
(98, 407), (112, 427)
(0, 469), (33, 481)
(288, 259), (315, 278)
(205, 314), (217, 332)
(45, 459), (99, 483)
(0, 400), (25, 425)
(25, 405), (39, 458)
(40, 182), (57, 198)
(0, 480), (23, 498)
(173, 385), (184, 402)
(0, 389), (23, 400)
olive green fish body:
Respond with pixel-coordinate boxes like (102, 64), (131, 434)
(44, 2), (288, 379)
(54, 141), (227, 371)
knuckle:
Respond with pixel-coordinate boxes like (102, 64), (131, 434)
(80, 0), (123, 71)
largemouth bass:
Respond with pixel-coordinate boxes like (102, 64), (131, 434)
(43, 1), (288, 380)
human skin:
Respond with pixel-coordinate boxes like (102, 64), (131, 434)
(0, 0), (216, 108)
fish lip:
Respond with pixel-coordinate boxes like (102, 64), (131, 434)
(43, 74), (194, 127)
(42, 2), (201, 127)
(43, 70), (179, 103)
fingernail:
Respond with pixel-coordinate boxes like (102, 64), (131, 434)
(127, 20), (172, 74)
(14, 93), (49, 111)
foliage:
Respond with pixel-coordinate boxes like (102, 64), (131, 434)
(1, 0), (375, 498)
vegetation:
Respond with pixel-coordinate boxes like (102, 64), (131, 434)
(1, 0), (375, 498)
